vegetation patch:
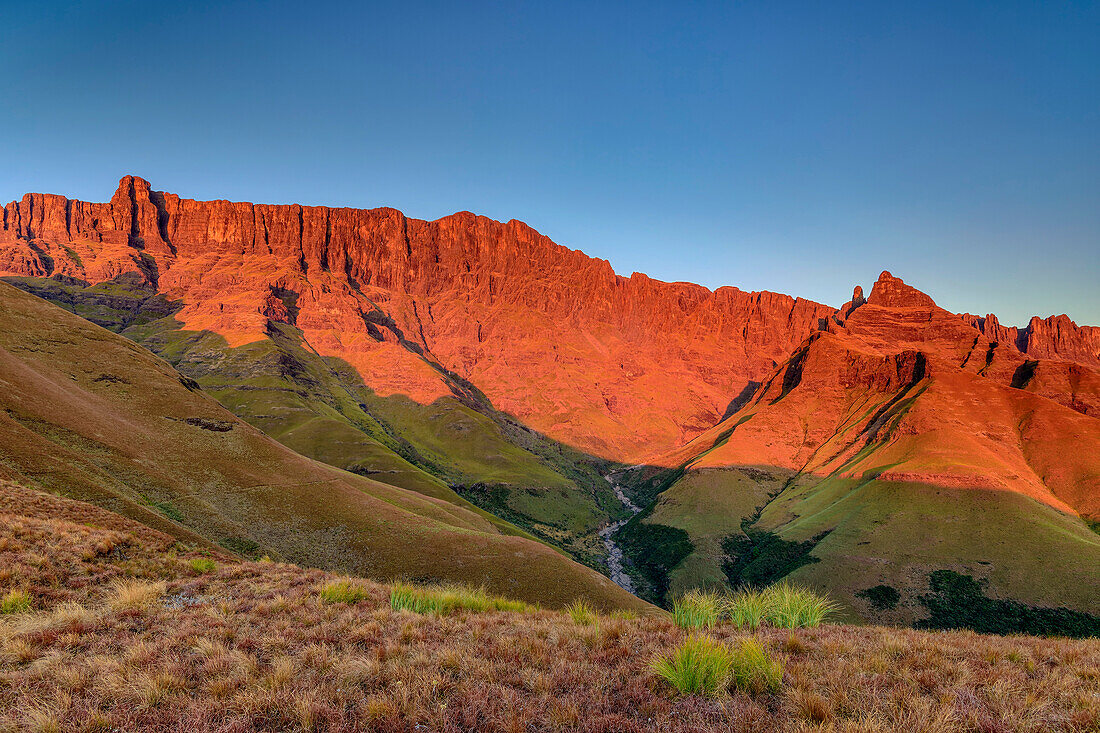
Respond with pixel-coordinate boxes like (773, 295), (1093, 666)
(60, 245), (83, 267)
(614, 514), (693, 603)
(651, 636), (736, 697)
(858, 584), (900, 610)
(917, 570), (1100, 638)
(728, 637), (784, 695)
(0, 590), (32, 615)
(217, 536), (263, 559)
(390, 582), (532, 615)
(672, 590), (724, 629)
(761, 583), (838, 628)
(566, 599), (598, 625)
(319, 579), (371, 604)
(725, 587), (769, 630)
(620, 465), (687, 511)
(188, 557), (217, 574)
(153, 501), (184, 523)
(721, 529), (825, 588)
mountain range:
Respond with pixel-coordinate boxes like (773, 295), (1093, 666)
(1, 176), (1097, 627)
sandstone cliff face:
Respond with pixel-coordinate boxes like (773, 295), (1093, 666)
(1, 176), (834, 461)
(653, 269), (1100, 517)
(4, 181), (1096, 459)
(961, 311), (1100, 368)
(637, 271), (1100, 620)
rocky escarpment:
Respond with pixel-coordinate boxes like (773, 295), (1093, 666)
(826, 272), (1100, 418)
(628, 271), (1100, 621)
(3, 182), (1097, 458)
(961, 312), (1100, 368)
(2, 176), (833, 461)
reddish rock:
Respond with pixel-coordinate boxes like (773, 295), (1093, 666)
(867, 270), (937, 309)
(0, 177), (836, 461)
(4, 180), (1096, 461)
(655, 272), (1100, 520)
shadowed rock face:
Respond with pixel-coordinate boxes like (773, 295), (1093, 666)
(1, 176), (835, 461)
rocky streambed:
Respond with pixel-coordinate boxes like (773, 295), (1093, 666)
(598, 471), (643, 593)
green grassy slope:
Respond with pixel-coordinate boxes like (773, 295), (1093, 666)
(758, 476), (1100, 624)
(614, 335), (1100, 628)
(0, 280), (652, 612)
(3, 275), (620, 561)
(632, 458), (1100, 624)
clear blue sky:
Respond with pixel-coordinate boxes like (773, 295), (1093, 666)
(2, 1), (1097, 325)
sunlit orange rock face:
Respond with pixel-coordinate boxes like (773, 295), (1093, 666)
(2, 176), (838, 461)
(4, 179), (1098, 465)
(656, 271), (1100, 517)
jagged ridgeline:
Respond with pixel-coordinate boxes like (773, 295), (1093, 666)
(612, 273), (1100, 633)
(2, 177), (1099, 631)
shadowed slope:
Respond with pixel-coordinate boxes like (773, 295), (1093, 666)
(0, 273), (622, 562)
(0, 281), (651, 612)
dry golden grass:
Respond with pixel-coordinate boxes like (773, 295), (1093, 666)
(1, 485), (1098, 732)
(108, 579), (166, 611)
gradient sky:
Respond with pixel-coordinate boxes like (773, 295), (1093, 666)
(2, 1), (1097, 325)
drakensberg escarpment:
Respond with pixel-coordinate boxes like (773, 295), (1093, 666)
(2, 176), (1098, 625)
(6, 177), (1097, 458)
(1, 176), (833, 462)
(621, 271), (1099, 621)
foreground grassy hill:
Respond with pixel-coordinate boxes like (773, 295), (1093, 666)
(0, 281), (647, 612)
(2, 481), (1098, 732)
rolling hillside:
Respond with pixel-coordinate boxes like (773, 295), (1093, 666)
(1, 478), (1097, 731)
(0, 280), (650, 612)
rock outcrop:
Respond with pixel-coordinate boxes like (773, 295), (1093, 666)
(637, 271), (1100, 621)
(1, 176), (835, 461)
(961, 312), (1100, 368)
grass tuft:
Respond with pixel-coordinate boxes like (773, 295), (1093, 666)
(108, 579), (165, 611)
(0, 589), (32, 614)
(319, 579), (370, 604)
(726, 586), (771, 629)
(728, 637), (783, 694)
(188, 557), (216, 574)
(390, 582), (532, 615)
(651, 636), (734, 696)
(672, 589), (724, 629)
(762, 582), (838, 628)
(566, 599), (598, 625)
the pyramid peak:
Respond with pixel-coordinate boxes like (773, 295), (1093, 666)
(868, 271), (937, 309)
